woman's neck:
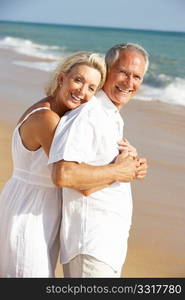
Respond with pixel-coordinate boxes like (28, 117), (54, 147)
(48, 96), (69, 117)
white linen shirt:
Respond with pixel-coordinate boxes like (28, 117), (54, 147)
(48, 89), (133, 272)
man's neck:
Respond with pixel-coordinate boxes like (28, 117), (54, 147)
(101, 88), (122, 111)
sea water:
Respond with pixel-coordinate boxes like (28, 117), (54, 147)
(0, 20), (185, 106)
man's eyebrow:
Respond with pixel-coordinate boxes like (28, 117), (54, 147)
(118, 66), (127, 71)
(118, 67), (142, 77)
(73, 72), (83, 76)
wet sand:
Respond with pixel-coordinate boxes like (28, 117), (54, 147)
(0, 48), (185, 277)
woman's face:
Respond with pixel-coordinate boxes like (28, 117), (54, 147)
(58, 64), (101, 111)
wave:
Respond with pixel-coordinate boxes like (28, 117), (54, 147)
(1, 36), (185, 107)
(12, 61), (185, 107)
(13, 60), (58, 72)
(0, 36), (68, 60)
(136, 76), (185, 106)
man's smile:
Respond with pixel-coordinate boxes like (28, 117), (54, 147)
(115, 85), (131, 94)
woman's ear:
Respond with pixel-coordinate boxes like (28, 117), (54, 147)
(59, 72), (65, 86)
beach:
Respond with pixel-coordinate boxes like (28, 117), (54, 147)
(0, 48), (185, 278)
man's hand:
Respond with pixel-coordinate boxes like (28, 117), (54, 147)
(135, 157), (148, 180)
(114, 152), (139, 182)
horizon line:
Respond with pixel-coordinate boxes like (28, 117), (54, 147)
(0, 19), (185, 34)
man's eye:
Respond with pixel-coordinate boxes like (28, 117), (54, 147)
(120, 70), (127, 75)
(74, 77), (81, 82)
(135, 75), (141, 80)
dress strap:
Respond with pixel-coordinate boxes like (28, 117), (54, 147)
(17, 107), (51, 128)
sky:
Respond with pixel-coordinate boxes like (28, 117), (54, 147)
(0, 0), (185, 32)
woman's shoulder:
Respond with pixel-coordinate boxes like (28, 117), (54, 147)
(28, 107), (60, 133)
(16, 99), (61, 154)
(17, 98), (60, 126)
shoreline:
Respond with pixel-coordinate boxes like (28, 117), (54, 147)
(1, 48), (185, 277)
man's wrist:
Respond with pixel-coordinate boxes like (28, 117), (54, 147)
(108, 163), (119, 182)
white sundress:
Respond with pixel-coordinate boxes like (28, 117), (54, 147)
(0, 107), (62, 278)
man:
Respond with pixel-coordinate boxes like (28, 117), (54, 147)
(49, 43), (148, 277)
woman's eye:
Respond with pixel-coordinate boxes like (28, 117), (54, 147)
(89, 87), (95, 92)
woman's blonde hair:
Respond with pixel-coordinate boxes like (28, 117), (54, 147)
(45, 51), (106, 97)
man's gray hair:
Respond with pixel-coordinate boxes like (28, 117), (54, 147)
(105, 42), (149, 73)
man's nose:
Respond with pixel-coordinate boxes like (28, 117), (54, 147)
(125, 75), (134, 89)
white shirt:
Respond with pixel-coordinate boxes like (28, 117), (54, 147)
(48, 90), (133, 272)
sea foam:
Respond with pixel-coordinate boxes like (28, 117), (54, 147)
(136, 76), (185, 106)
(1, 35), (185, 107)
(0, 36), (65, 60)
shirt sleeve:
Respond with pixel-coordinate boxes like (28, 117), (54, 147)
(48, 107), (100, 164)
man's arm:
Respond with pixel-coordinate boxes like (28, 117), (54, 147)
(51, 153), (140, 190)
(49, 104), (147, 194)
(78, 156), (148, 196)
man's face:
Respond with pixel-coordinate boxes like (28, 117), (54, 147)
(103, 49), (146, 110)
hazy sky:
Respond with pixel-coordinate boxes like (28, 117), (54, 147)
(0, 0), (185, 32)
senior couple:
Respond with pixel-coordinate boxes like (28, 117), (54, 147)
(0, 42), (148, 278)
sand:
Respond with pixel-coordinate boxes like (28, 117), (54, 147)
(0, 48), (185, 278)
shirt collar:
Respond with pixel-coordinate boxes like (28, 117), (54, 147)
(96, 89), (119, 114)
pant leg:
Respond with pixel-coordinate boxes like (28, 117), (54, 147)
(63, 254), (121, 278)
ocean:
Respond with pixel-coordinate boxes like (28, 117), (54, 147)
(1, 20), (185, 106)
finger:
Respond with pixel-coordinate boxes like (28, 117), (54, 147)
(135, 160), (140, 166)
(136, 171), (147, 178)
(118, 141), (128, 146)
(138, 158), (147, 164)
(136, 165), (147, 172)
(118, 144), (128, 148)
(136, 169), (147, 176)
(118, 148), (128, 152)
(128, 152), (137, 158)
(119, 138), (130, 144)
(128, 149), (137, 155)
(121, 151), (129, 157)
(118, 150), (129, 157)
(137, 170), (147, 175)
(123, 138), (129, 143)
(136, 175), (145, 180)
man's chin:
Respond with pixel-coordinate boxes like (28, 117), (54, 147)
(113, 96), (131, 107)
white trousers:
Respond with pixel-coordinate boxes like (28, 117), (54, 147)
(63, 254), (121, 278)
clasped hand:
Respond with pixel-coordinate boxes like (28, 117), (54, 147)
(117, 138), (148, 180)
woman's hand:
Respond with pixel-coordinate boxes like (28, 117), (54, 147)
(118, 138), (138, 158)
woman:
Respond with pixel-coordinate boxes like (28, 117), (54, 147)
(0, 51), (106, 278)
